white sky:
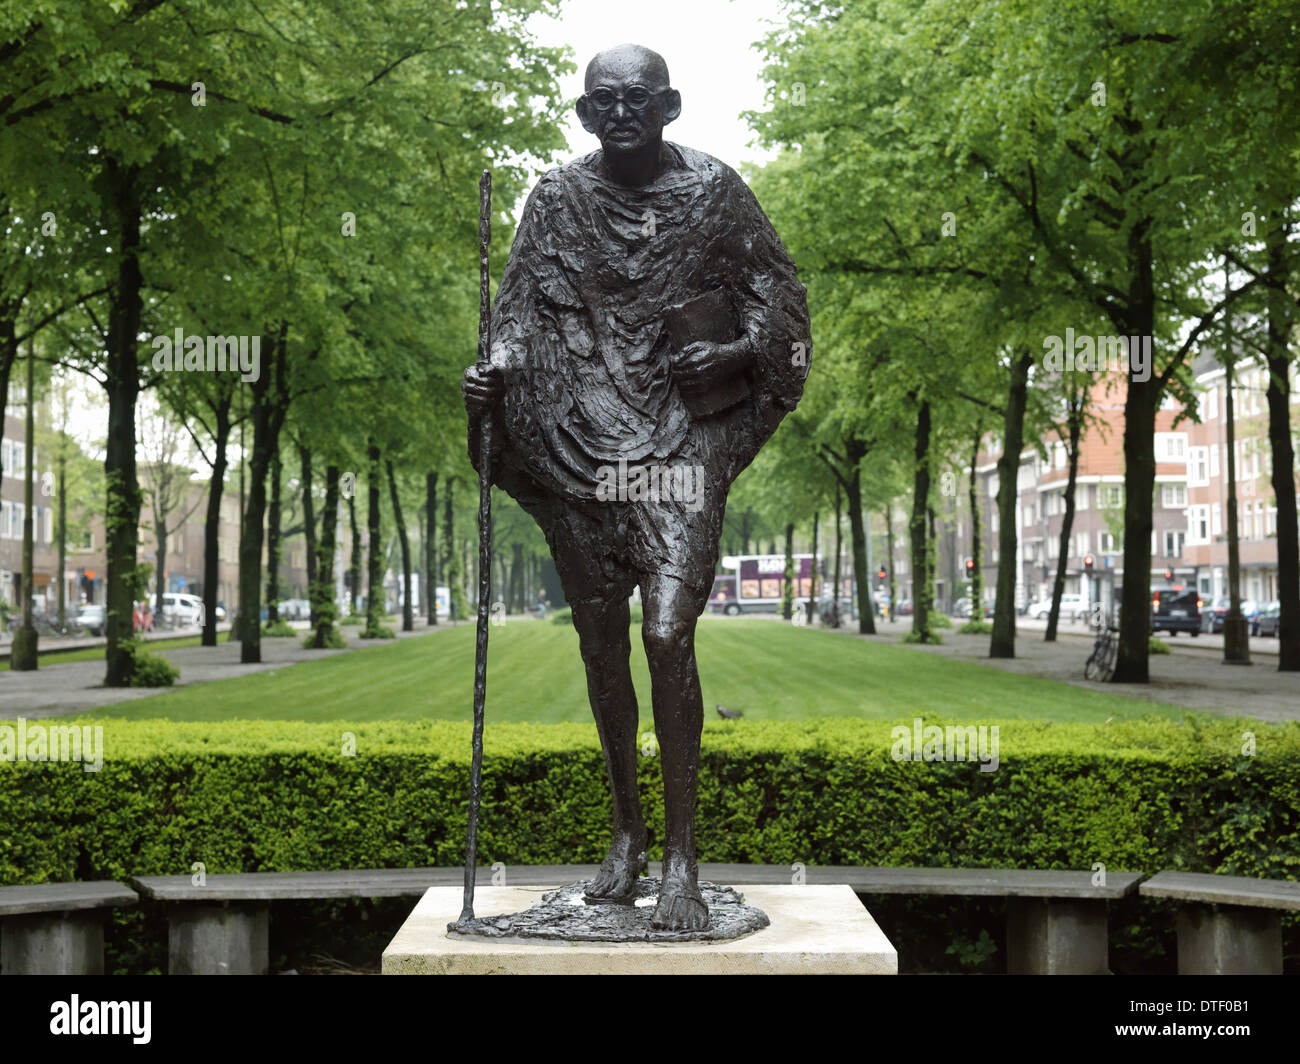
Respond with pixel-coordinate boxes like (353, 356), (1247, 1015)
(525, 0), (790, 174)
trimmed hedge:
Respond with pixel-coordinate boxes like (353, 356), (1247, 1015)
(1, 716), (1296, 972)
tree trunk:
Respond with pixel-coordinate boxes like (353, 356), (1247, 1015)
(238, 322), (285, 664)
(1046, 399), (1083, 642)
(56, 451), (67, 626)
(365, 442), (384, 632)
(910, 400), (933, 641)
(425, 472), (438, 625)
(845, 467), (877, 634)
(1264, 211), (1299, 670)
(300, 444), (317, 629)
(153, 515), (167, 620)
(990, 351), (1033, 658)
(307, 465), (341, 648)
(444, 477), (464, 621)
(348, 492), (361, 616)
(387, 459), (413, 631)
(103, 162), (143, 686)
(830, 487), (843, 628)
(781, 521), (795, 620)
(12, 332), (38, 669)
(1222, 332), (1251, 664)
(266, 447), (282, 625)
(201, 407), (229, 647)
(967, 426), (983, 622)
(808, 511), (819, 623)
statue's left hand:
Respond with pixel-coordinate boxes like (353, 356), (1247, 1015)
(672, 339), (750, 388)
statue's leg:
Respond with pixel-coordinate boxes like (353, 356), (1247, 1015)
(571, 590), (648, 901)
(640, 571), (710, 931)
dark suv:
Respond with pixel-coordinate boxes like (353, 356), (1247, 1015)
(1151, 587), (1202, 636)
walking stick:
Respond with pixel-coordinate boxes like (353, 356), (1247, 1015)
(456, 169), (494, 926)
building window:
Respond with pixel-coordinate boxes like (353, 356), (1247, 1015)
(1210, 445), (1220, 479)
(1188, 505), (1210, 545)
(1161, 484), (1187, 509)
(1076, 484), (1089, 510)
(1157, 433), (1187, 460)
(1211, 502), (1222, 536)
(1189, 447), (1208, 487)
(1164, 530), (1185, 558)
(1099, 531), (1120, 554)
(1099, 485), (1123, 509)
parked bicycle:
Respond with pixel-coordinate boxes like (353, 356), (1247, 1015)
(1084, 606), (1119, 682)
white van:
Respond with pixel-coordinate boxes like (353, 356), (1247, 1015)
(161, 593), (204, 626)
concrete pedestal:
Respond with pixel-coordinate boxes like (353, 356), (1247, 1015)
(2, 911), (106, 975)
(1007, 897), (1110, 974)
(383, 885), (897, 974)
(168, 903), (269, 975)
(1175, 906), (1282, 975)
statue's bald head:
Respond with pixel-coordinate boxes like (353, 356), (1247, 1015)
(577, 44), (681, 164)
(584, 44), (671, 93)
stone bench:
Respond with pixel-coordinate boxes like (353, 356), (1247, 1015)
(0, 881), (139, 974)
(129, 866), (600, 974)
(133, 863), (1141, 975)
(695, 863), (1143, 974)
(1139, 871), (1300, 974)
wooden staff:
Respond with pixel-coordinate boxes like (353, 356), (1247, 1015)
(457, 169), (494, 925)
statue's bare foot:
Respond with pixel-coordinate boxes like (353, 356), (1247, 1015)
(584, 824), (648, 903)
(650, 861), (708, 931)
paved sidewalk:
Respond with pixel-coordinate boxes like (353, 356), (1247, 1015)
(848, 621), (1299, 722)
(0, 623), (465, 720)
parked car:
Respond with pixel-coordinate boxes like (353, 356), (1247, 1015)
(1201, 597), (1260, 633)
(953, 597), (993, 619)
(896, 598), (914, 616)
(76, 604), (105, 637)
(1255, 600), (1281, 638)
(278, 598), (311, 621)
(160, 593), (204, 627)
(1027, 594), (1086, 621)
(1151, 586), (1201, 636)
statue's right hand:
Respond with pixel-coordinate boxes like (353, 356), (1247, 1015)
(462, 363), (503, 414)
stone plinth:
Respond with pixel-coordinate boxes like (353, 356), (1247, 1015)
(383, 884), (896, 975)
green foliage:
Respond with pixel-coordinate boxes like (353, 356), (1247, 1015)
(1149, 637), (1172, 655)
(2, 717), (1296, 973)
(262, 619), (296, 638)
(550, 607), (573, 627)
(118, 639), (179, 688)
(340, 614), (363, 626)
(930, 613), (952, 630)
(360, 624), (396, 640)
(903, 631), (943, 645)
(958, 620), (993, 635)
(303, 628), (347, 650)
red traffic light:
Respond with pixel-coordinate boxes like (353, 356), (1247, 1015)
(964, 558), (974, 572)
(877, 567), (887, 580)
(1084, 555), (1095, 570)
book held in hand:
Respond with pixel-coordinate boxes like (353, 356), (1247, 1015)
(664, 287), (751, 418)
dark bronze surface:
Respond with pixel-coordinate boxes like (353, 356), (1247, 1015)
(461, 44), (809, 931)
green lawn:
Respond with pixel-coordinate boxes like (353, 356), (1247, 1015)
(0, 634), (203, 671)
(89, 617), (1195, 723)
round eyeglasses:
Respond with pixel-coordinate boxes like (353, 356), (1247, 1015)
(584, 85), (666, 113)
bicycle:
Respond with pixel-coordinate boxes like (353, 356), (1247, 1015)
(1084, 609), (1119, 682)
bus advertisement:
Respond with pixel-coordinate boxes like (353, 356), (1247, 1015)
(708, 554), (853, 615)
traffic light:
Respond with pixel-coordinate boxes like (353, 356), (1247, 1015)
(876, 566), (887, 586)
(964, 558), (974, 574)
(1164, 568), (1174, 582)
(1084, 555), (1095, 571)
